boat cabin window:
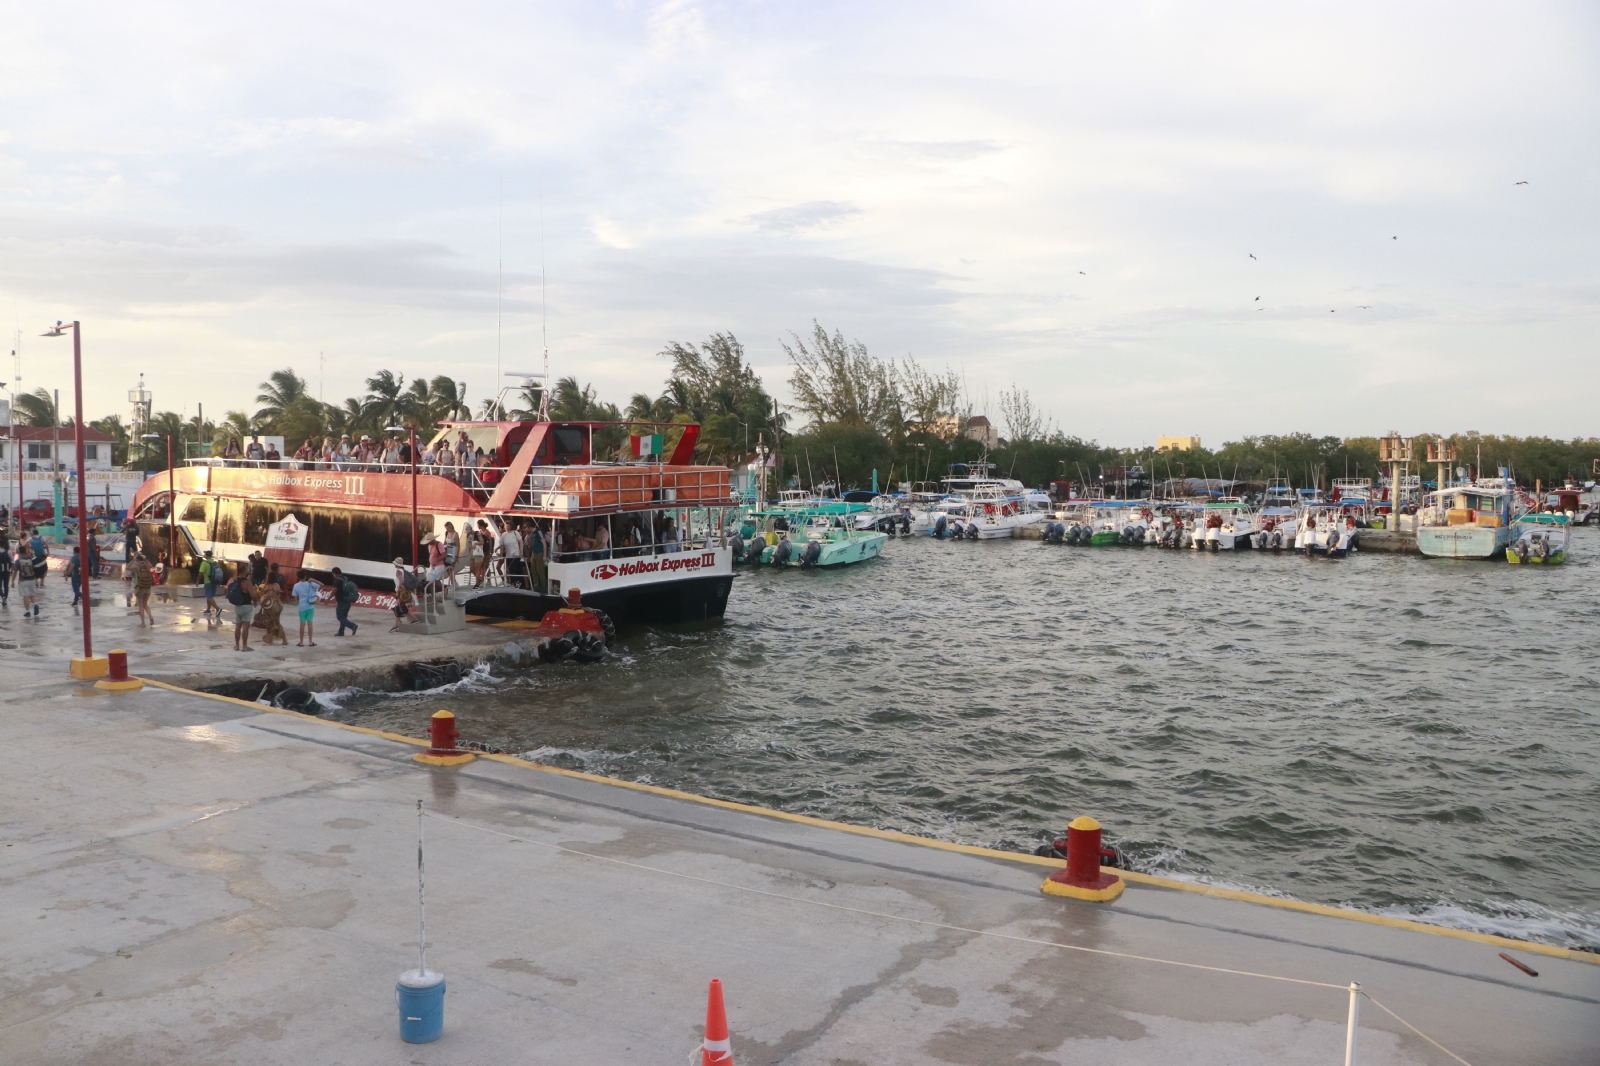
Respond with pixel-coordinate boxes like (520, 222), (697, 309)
(181, 496), (209, 522)
(531, 425), (588, 466)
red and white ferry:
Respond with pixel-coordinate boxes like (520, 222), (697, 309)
(127, 420), (738, 624)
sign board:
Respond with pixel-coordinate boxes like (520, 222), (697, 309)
(264, 513), (309, 572)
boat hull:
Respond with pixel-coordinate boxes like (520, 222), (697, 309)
(1417, 525), (1511, 559)
(460, 572), (734, 625)
(1505, 549), (1565, 565)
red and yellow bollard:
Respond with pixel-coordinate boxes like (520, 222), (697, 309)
(93, 649), (144, 693)
(413, 710), (475, 767)
(1040, 816), (1124, 902)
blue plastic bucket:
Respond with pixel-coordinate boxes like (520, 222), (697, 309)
(397, 970), (445, 1043)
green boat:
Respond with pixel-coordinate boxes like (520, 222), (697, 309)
(1505, 520), (1569, 564)
(743, 510), (888, 568)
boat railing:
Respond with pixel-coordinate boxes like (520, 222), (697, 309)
(184, 457), (736, 514)
(511, 465), (732, 514)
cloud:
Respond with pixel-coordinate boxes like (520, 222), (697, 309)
(741, 201), (862, 235)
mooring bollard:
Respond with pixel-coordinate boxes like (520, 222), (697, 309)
(93, 648), (144, 693)
(1040, 816), (1125, 902)
(412, 710), (475, 767)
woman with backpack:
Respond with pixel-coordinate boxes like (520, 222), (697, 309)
(227, 567), (258, 651)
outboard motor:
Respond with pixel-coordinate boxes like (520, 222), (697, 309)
(933, 514), (948, 539)
(800, 540), (823, 568)
(742, 539), (766, 564)
(772, 537), (795, 565)
(729, 533), (745, 561)
(898, 514), (911, 536)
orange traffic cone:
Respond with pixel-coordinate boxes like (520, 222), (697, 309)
(700, 978), (733, 1064)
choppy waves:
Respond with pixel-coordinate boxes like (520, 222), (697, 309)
(329, 532), (1600, 949)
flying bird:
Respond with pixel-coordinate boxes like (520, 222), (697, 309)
(1330, 309), (1336, 313)
(1359, 305), (1371, 309)
(1515, 181), (1528, 185)
(1254, 296), (1260, 301)
(1079, 271), (1086, 275)
(1392, 236), (1398, 240)
(1248, 253), (1257, 260)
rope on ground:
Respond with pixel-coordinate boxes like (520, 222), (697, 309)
(1361, 991), (1476, 1066)
(423, 810), (1476, 1064)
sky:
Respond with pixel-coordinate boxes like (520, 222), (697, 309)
(2, 1), (1598, 446)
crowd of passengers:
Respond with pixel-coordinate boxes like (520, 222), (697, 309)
(213, 431), (504, 486)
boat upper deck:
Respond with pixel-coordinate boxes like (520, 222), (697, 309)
(131, 419), (735, 520)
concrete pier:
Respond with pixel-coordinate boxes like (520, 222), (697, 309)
(2, 577), (1595, 1063)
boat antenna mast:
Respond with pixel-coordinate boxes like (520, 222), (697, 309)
(539, 184), (549, 423)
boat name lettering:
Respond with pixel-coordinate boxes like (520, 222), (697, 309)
(590, 552), (718, 580)
(244, 472), (365, 495)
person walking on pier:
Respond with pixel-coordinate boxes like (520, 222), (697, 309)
(291, 568), (319, 646)
(68, 548), (82, 607)
(331, 566), (360, 637)
(200, 551), (222, 618)
(17, 550), (39, 617)
(132, 554), (155, 626)
(0, 540), (11, 607)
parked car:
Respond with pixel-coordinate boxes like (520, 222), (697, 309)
(20, 498), (54, 525)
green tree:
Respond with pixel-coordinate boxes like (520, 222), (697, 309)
(783, 322), (901, 435)
(14, 387), (60, 427)
(781, 423), (895, 493)
(90, 415), (130, 467)
(254, 368), (310, 429)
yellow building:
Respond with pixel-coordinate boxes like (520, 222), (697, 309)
(1157, 435), (1201, 452)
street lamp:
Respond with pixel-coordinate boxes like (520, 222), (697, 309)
(141, 432), (177, 587)
(386, 425), (419, 568)
(41, 320), (101, 676)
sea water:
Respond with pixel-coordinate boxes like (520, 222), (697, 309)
(321, 532), (1600, 949)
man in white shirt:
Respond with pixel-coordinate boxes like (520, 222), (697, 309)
(245, 436), (266, 467)
(335, 434), (353, 470)
(498, 524), (525, 587)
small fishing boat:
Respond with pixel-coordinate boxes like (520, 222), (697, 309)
(1505, 520), (1568, 564)
(1417, 474), (1520, 560)
(737, 510), (888, 567)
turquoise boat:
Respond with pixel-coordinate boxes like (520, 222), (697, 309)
(742, 510), (888, 568)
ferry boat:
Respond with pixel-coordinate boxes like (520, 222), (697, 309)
(125, 419), (738, 624)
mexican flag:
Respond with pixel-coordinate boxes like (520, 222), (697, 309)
(630, 433), (663, 458)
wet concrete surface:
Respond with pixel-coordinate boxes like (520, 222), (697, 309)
(0, 667), (1594, 1064)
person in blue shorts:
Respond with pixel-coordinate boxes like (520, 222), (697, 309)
(290, 568), (320, 647)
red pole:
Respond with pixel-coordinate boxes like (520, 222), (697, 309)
(70, 322), (92, 660)
(167, 435), (175, 585)
(410, 425), (419, 568)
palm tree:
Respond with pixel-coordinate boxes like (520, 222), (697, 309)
(212, 410), (254, 456)
(323, 398), (367, 441)
(362, 370), (413, 431)
(146, 410), (191, 469)
(423, 376), (470, 422)
(255, 368), (310, 429)
(90, 415), (130, 467)
(14, 387), (59, 427)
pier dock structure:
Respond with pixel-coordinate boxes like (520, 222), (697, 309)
(3, 667), (1596, 1061)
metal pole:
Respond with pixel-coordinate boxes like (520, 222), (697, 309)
(70, 323), (92, 659)
(167, 435), (175, 584)
(410, 426), (419, 568)
(1344, 981), (1360, 1066)
(416, 793), (428, 973)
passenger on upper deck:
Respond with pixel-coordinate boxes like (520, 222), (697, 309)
(436, 441), (457, 482)
(335, 434), (353, 470)
(264, 442), (282, 469)
(382, 436), (402, 473)
(292, 441), (312, 470)
(245, 436), (266, 467)
(421, 441), (439, 474)
(222, 438), (243, 465)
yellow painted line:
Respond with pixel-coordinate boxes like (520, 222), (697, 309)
(138, 676), (1599, 967)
